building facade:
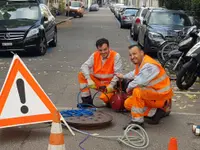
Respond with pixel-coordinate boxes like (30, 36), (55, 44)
(129, 0), (159, 7)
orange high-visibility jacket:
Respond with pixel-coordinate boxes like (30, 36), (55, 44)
(134, 55), (173, 95)
(93, 50), (117, 81)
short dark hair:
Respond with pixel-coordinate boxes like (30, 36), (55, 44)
(128, 44), (142, 50)
(96, 38), (109, 48)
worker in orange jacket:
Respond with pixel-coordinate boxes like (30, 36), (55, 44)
(78, 38), (123, 106)
(117, 44), (173, 129)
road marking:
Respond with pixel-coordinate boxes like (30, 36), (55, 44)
(174, 91), (200, 94)
(57, 107), (78, 110)
(57, 107), (200, 116)
(171, 112), (200, 116)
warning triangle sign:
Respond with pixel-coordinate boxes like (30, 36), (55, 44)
(0, 54), (57, 128)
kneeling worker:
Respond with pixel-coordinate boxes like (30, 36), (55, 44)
(78, 38), (123, 106)
(117, 44), (173, 128)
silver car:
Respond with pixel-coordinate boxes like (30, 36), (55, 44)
(89, 3), (99, 11)
(130, 7), (149, 40)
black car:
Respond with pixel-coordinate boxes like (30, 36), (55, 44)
(137, 8), (192, 53)
(0, 0), (57, 55)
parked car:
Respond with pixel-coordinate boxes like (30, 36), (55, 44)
(130, 7), (149, 40)
(115, 5), (127, 19)
(66, 1), (84, 18)
(109, 3), (116, 13)
(137, 8), (192, 53)
(0, 0), (57, 55)
(89, 3), (99, 11)
(113, 3), (124, 17)
(119, 7), (139, 28)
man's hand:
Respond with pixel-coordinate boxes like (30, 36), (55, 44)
(87, 79), (96, 89)
(116, 73), (124, 79)
(106, 84), (114, 93)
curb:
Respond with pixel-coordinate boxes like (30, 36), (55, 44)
(56, 17), (73, 25)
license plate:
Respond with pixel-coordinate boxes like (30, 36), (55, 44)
(2, 42), (12, 46)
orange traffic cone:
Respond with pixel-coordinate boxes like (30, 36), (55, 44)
(168, 137), (178, 150)
(48, 111), (65, 150)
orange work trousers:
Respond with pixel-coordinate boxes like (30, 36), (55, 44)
(78, 72), (114, 103)
(124, 87), (173, 123)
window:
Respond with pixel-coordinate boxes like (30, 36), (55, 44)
(70, 1), (81, 7)
(0, 4), (40, 20)
(124, 9), (138, 15)
(43, 5), (52, 16)
(40, 5), (49, 18)
(148, 11), (192, 26)
(136, 8), (142, 17)
(141, 9), (148, 17)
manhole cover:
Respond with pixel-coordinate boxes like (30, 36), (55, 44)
(63, 111), (113, 129)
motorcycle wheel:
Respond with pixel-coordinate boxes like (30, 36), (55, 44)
(176, 60), (198, 90)
(163, 58), (184, 80)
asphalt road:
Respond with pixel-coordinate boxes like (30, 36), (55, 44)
(0, 7), (200, 150)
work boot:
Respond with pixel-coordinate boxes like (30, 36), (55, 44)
(123, 121), (144, 130)
(77, 96), (93, 108)
(146, 108), (166, 125)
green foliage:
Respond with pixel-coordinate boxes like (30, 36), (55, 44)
(159, 0), (200, 17)
(59, 0), (66, 14)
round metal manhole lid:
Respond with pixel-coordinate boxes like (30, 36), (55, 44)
(63, 111), (113, 129)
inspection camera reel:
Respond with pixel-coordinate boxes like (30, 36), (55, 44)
(109, 79), (131, 111)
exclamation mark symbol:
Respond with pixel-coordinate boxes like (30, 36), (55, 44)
(16, 78), (29, 114)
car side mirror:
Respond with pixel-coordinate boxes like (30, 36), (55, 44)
(143, 20), (147, 25)
(44, 16), (48, 22)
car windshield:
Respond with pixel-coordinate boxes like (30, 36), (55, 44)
(0, 4), (39, 20)
(124, 9), (138, 15)
(71, 1), (81, 7)
(148, 11), (192, 26)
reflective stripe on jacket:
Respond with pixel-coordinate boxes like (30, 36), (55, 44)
(134, 55), (173, 95)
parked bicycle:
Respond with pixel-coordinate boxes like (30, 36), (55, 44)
(157, 28), (188, 65)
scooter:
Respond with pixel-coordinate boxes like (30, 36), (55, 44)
(163, 26), (200, 80)
(176, 32), (200, 90)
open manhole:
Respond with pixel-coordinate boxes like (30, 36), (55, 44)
(63, 111), (113, 129)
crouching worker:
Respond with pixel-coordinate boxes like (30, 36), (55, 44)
(117, 44), (173, 129)
(78, 38), (123, 107)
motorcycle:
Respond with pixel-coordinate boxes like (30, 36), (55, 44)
(163, 26), (200, 80)
(176, 29), (200, 90)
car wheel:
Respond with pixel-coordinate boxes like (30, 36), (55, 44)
(37, 36), (47, 56)
(143, 36), (149, 52)
(49, 29), (57, 47)
(130, 29), (133, 37)
(133, 31), (138, 41)
(120, 23), (124, 28)
(79, 14), (83, 17)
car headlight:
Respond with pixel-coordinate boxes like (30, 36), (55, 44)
(26, 28), (39, 38)
(148, 32), (163, 40)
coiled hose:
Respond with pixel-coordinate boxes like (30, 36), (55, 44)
(68, 124), (149, 149)
(62, 84), (150, 149)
